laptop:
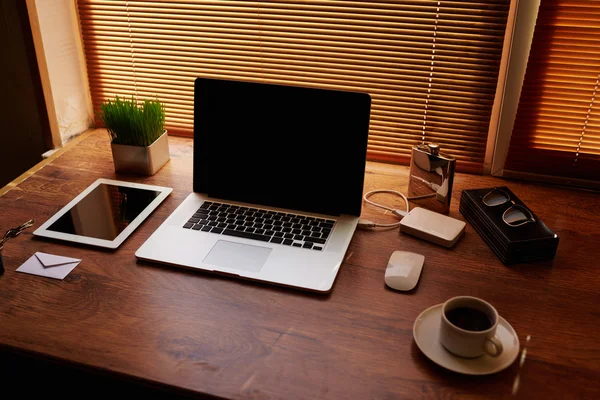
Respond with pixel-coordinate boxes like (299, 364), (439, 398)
(135, 77), (371, 292)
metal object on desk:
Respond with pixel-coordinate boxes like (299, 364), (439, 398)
(0, 219), (35, 274)
(408, 143), (456, 214)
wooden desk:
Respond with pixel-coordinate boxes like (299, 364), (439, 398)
(1, 130), (599, 399)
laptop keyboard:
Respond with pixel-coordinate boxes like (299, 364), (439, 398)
(182, 201), (335, 251)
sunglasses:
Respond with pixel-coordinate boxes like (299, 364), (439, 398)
(482, 189), (536, 227)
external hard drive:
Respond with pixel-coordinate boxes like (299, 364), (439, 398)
(400, 207), (466, 248)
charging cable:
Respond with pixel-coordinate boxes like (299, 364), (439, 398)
(358, 189), (410, 229)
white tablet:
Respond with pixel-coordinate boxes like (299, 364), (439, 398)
(33, 178), (172, 249)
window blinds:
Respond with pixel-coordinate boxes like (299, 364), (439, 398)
(77, 0), (510, 173)
(506, 0), (600, 181)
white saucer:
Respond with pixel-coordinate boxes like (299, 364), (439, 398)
(413, 303), (520, 375)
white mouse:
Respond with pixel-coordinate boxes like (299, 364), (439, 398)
(384, 251), (425, 291)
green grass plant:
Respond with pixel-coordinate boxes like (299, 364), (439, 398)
(98, 96), (166, 147)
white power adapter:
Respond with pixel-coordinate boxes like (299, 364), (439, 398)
(399, 207), (466, 248)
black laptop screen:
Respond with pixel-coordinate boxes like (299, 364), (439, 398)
(193, 78), (371, 217)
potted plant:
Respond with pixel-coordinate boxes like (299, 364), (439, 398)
(98, 95), (170, 175)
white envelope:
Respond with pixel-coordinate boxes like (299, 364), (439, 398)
(16, 252), (82, 280)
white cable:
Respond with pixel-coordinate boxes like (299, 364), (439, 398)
(359, 189), (411, 229)
(364, 189), (410, 215)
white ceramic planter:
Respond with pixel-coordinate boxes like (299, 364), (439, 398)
(110, 130), (170, 175)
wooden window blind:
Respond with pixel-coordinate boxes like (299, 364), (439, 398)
(505, 0), (600, 181)
(77, 0), (510, 173)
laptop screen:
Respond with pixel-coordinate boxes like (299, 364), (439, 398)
(193, 78), (371, 217)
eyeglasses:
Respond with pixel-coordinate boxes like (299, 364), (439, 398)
(482, 189), (536, 227)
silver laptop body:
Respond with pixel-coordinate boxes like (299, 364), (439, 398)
(136, 78), (371, 292)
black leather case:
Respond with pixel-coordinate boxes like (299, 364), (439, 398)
(459, 187), (559, 265)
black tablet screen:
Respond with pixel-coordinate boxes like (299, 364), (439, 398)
(47, 183), (162, 240)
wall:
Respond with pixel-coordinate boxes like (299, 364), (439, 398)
(34, 0), (92, 145)
(0, 0), (49, 188)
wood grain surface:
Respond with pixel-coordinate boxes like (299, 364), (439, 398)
(1, 130), (599, 399)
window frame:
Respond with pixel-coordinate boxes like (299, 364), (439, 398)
(489, 0), (599, 188)
(31, 0), (575, 184)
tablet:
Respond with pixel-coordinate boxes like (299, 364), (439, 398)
(33, 179), (172, 249)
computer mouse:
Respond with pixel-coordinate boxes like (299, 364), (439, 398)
(384, 251), (425, 291)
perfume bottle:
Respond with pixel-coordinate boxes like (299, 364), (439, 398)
(407, 143), (456, 214)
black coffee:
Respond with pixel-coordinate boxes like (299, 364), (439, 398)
(445, 307), (493, 331)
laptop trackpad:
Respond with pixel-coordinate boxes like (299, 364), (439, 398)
(203, 240), (271, 273)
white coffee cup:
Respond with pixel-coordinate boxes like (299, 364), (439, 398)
(439, 296), (504, 358)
